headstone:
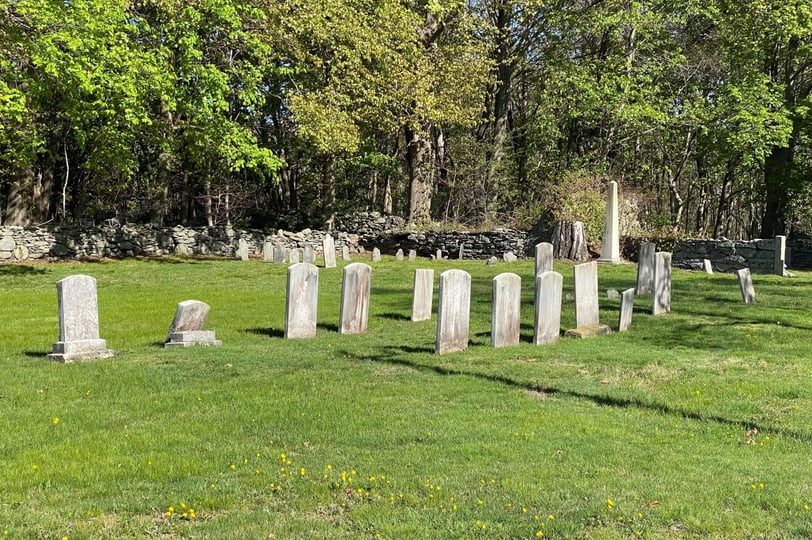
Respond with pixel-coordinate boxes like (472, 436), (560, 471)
(395, 249), (404, 262)
(597, 180), (621, 263)
(285, 263), (319, 339)
(262, 241), (274, 262)
(435, 249), (443, 261)
(48, 275), (113, 362)
(503, 252), (517, 263)
(12, 244), (28, 260)
(491, 273), (521, 347)
(534, 242), (553, 276)
(736, 268), (756, 304)
(534, 271), (563, 345)
(774, 235), (786, 276)
(618, 288), (634, 332)
(573, 261), (599, 327)
(636, 242), (655, 294)
(652, 252), (672, 315)
(436, 269), (471, 354)
(703, 259), (713, 274)
(372, 247), (382, 262)
(408, 249), (417, 262)
(486, 256), (498, 266)
(411, 269), (434, 322)
(165, 300), (222, 347)
(303, 245), (316, 264)
(273, 244), (287, 264)
(339, 263), (372, 334)
(458, 244), (465, 260)
(342, 246), (351, 261)
(235, 239), (249, 261)
(323, 235), (337, 268)
(606, 289), (620, 299)
(289, 248), (300, 264)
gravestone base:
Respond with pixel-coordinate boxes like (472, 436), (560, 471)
(564, 324), (612, 339)
(165, 330), (222, 347)
(48, 339), (113, 362)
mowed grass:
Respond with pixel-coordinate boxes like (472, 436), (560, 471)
(0, 256), (811, 539)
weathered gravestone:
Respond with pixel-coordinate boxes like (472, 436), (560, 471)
(566, 261), (611, 337)
(534, 242), (553, 276)
(339, 263), (372, 334)
(262, 241), (274, 262)
(235, 239), (249, 261)
(503, 252), (518, 263)
(435, 249), (443, 261)
(372, 247), (382, 262)
(636, 242), (655, 295)
(774, 235), (786, 276)
(618, 288), (635, 332)
(486, 256), (498, 266)
(411, 269), (434, 322)
(703, 259), (713, 274)
(408, 249), (417, 262)
(491, 273), (521, 348)
(303, 245), (316, 265)
(284, 263), (319, 339)
(289, 248), (300, 264)
(736, 267), (756, 304)
(323, 235), (337, 268)
(165, 300), (222, 347)
(458, 244), (465, 260)
(48, 275), (114, 362)
(342, 246), (351, 261)
(436, 269), (471, 354)
(273, 244), (287, 264)
(652, 251), (672, 315)
(597, 180), (621, 264)
(396, 249), (404, 262)
(534, 271), (563, 345)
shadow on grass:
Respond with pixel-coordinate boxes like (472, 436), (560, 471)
(0, 265), (48, 276)
(379, 313), (411, 321)
(318, 322), (339, 333)
(24, 351), (48, 358)
(346, 345), (812, 444)
(244, 327), (284, 338)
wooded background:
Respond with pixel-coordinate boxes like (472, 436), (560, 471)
(1, 0), (810, 241)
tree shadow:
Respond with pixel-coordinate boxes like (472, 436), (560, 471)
(340, 345), (812, 444)
(244, 327), (284, 338)
(378, 312), (411, 321)
(0, 265), (48, 276)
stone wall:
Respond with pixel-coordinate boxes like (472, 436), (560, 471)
(671, 238), (779, 274)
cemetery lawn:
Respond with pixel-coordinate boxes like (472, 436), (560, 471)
(1, 257), (811, 539)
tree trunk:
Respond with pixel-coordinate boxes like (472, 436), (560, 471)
(4, 168), (34, 226)
(321, 154), (336, 230)
(552, 220), (589, 261)
(760, 144), (793, 237)
(405, 123), (434, 225)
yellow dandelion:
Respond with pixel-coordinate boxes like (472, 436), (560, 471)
(300, 468), (306, 476)
(804, 504), (810, 511)
(607, 498), (614, 510)
(536, 531), (544, 538)
(52, 418), (60, 425)
(548, 514), (555, 520)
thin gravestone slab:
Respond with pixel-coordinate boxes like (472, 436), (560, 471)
(703, 259), (713, 274)
(396, 249), (404, 262)
(48, 275), (113, 362)
(262, 241), (274, 262)
(303, 245), (316, 265)
(323, 235), (337, 268)
(458, 244), (465, 260)
(534, 271), (563, 345)
(774, 235), (786, 276)
(165, 300), (221, 347)
(618, 288), (634, 332)
(535, 242), (553, 276)
(372, 247), (381, 262)
(411, 269), (434, 322)
(285, 263), (319, 339)
(574, 261), (600, 327)
(342, 246), (351, 261)
(408, 249), (417, 262)
(235, 239), (249, 261)
(491, 273), (521, 348)
(652, 251), (672, 315)
(737, 268), (756, 304)
(597, 180), (620, 263)
(289, 248), (300, 264)
(636, 242), (655, 295)
(273, 244), (287, 264)
(436, 269), (471, 354)
(339, 263), (372, 334)
(435, 249), (443, 261)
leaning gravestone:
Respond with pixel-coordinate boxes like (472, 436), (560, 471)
(273, 244), (287, 264)
(339, 263), (372, 334)
(323, 235), (337, 268)
(652, 251), (672, 315)
(285, 263), (319, 339)
(48, 275), (114, 362)
(491, 273), (521, 348)
(408, 249), (417, 262)
(303, 245), (316, 265)
(165, 300), (222, 347)
(372, 247), (382, 262)
(289, 248), (300, 264)
(534, 271), (563, 345)
(396, 249), (404, 262)
(262, 241), (274, 262)
(411, 269), (434, 322)
(534, 242), (553, 276)
(618, 288), (635, 332)
(736, 268), (756, 304)
(703, 259), (713, 274)
(436, 269), (471, 354)
(342, 246), (351, 261)
(235, 239), (249, 261)
(636, 242), (655, 295)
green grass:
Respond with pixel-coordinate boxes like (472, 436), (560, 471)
(1, 256), (811, 539)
